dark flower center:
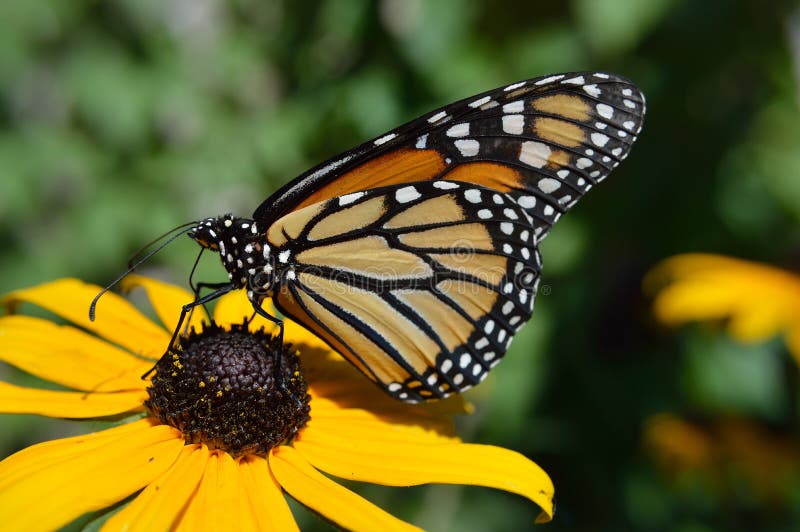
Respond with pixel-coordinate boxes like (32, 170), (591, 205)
(145, 321), (310, 458)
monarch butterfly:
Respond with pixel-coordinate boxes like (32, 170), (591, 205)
(98, 72), (645, 403)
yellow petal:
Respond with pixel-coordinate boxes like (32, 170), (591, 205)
(0, 381), (146, 417)
(213, 290), (278, 332)
(0, 315), (150, 391)
(293, 433), (554, 523)
(103, 444), (209, 532)
(269, 445), (421, 532)
(304, 354), (471, 419)
(238, 455), (299, 532)
(283, 316), (332, 352)
(0, 419), (184, 531)
(176, 451), (253, 532)
(307, 398), (459, 444)
(648, 254), (800, 342)
(122, 274), (209, 335)
(3, 278), (167, 359)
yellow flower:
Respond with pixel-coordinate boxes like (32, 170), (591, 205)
(0, 276), (554, 531)
(645, 253), (800, 365)
(643, 413), (800, 504)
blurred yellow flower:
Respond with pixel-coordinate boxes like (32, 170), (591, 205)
(644, 413), (800, 504)
(0, 276), (554, 531)
(645, 253), (800, 365)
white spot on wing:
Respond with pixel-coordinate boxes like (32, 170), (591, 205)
(374, 133), (397, 145)
(562, 76), (585, 85)
(339, 192), (365, 206)
(519, 141), (551, 168)
(469, 95), (491, 108)
(538, 178), (561, 194)
(454, 139), (479, 157)
(415, 134), (428, 149)
(504, 81), (526, 91)
(576, 157), (593, 169)
(591, 132), (610, 147)
(396, 186), (421, 203)
(502, 114), (525, 134)
(434, 181), (459, 190)
(583, 84), (601, 97)
(428, 110), (448, 123)
(464, 189), (481, 203)
(503, 100), (524, 113)
(446, 123), (470, 137)
(535, 74), (564, 85)
(596, 103), (613, 119)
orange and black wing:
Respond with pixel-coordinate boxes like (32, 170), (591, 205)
(255, 71), (645, 402)
(254, 71), (645, 243)
(267, 179), (540, 402)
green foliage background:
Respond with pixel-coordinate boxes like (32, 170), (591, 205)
(2, 0), (800, 530)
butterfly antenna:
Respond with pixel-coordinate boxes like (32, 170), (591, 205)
(89, 223), (197, 321)
(126, 221), (198, 269)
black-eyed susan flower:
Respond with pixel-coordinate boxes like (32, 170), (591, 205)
(0, 276), (554, 530)
(644, 253), (800, 365)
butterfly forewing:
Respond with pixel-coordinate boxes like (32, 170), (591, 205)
(267, 179), (540, 402)
(255, 71), (645, 243)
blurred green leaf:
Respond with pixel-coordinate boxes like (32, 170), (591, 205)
(682, 333), (787, 420)
(573, 0), (676, 56)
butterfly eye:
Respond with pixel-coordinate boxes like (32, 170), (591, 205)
(188, 224), (219, 250)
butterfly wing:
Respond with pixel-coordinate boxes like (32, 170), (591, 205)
(254, 71), (646, 402)
(268, 179), (540, 402)
(254, 71), (645, 243)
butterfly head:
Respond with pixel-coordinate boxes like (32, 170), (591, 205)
(189, 215), (272, 292)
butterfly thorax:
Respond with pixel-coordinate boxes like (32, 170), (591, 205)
(189, 215), (278, 300)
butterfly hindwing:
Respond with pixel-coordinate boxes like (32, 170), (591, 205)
(268, 180), (541, 402)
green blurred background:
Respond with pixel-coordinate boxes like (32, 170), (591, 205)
(2, 0), (800, 530)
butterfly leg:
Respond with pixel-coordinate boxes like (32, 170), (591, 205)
(141, 283), (235, 379)
(249, 302), (303, 405)
(190, 281), (232, 326)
